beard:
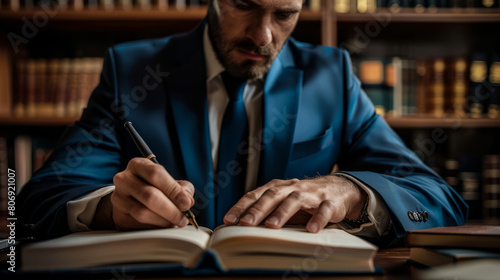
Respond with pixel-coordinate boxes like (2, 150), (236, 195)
(208, 13), (280, 79)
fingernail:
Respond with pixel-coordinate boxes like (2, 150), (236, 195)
(266, 216), (279, 226)
(240, 214), (254, 224)
(225, 214), (238, 224)
(308, 222), (319, 233)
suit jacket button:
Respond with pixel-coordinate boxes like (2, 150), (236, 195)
(423, 211), (428, 222)
(412, 211), (419, 221)
(417, 212), (423, 222)
(408, 211), (415, 221)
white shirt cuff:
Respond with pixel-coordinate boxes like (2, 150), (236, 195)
(334, 173), (392, 238)
(66, 186), (115, 232)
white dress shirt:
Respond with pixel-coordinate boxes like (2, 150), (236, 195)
(66, 25), (392, 238)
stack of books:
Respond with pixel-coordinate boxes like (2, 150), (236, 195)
(406, 225), (500, 268)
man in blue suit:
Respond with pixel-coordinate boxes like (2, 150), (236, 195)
(18, 0), (467, 247)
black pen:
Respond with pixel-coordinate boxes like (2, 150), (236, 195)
(124, 121), (199, 230)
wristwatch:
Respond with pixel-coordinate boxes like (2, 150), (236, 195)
(344, 194), (370, 226)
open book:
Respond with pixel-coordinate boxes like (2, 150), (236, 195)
(21, 225), (378, 274)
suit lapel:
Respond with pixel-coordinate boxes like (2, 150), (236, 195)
(163, 25), (216, 227)
(258, 43), (303, 185)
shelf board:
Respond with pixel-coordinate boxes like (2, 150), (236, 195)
(335, 8), (500, 23)
(1, 115), (500, 128)
(0, 116), (78, 126)
(386, 116), (500, 128)
(0, 8), (321, 22)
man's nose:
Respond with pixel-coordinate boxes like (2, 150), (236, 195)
(246, 14), (273, 47)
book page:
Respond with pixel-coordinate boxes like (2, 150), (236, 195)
(27, 225), (212, 251)
(209, 225), (377, 251)
(22, 226), (213, 271)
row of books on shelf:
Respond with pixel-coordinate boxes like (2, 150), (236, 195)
(0, 0), (322, 11)
(426, 154), (500, 220)
(12, 57), (103, 118)
(0, 135), (54, 219)
(335, 0), (500, 14)
(353, 53), (500, 119)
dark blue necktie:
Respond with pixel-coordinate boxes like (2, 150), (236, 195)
(216, 72), (248, 225)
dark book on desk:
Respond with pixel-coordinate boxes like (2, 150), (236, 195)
(405, 225), (500, 249)
(21, 225), (378, 274)
(410, 247), (500, 267)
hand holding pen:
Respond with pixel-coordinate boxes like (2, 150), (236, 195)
(123, 121), (198, 229)
(101, 121), (198, 231)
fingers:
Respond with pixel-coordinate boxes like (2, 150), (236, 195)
(127, 158), (193, 212)
(223, 179), (293, 226)
(264, 191), (303, 229)
(111, 192), (174, 231)
(112, 158), (196, 230)
(306, 200), (337, 233)
(224, 176), (358, 234)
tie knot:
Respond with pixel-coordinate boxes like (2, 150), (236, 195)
(221, 71), (247, 101)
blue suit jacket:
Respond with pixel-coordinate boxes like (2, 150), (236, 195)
(18, 22), (468, 245)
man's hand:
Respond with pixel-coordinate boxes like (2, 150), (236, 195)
(92, 158), (195, 231)
(223, 175), (367, 233)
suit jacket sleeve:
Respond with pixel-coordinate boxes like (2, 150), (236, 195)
(336, 50), (468, 244)
(17, 49), (125, 239)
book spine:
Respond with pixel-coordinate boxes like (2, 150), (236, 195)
(13, 59), (25, 117)
(309, 0), (321, 12)
(446, 58), (469, 117)
(9, 0), (20, 11)
(428, 58), (446, 118)
(469, 54), (489, 118)
(444, 158), (460, 192)
(401, 59), (417, 116)
(335, 0), (352, 13)
(416, 59), (429, 115)
(458, 155), (483, 220)
(119, 0), (133, 9)
(392, 57), (403, 117)
(483, 155), (500, 220)
(14, 136), (32, 193)
(66, 58), (80, 118)
(157, 0), (168, 9)
(137, 0), (152, 9)
(387, 0), (402, 12)
(46, 59), (59, 117)
(25, 59), (36, 117)
(176, 0), (186, 10)
(358, 59), (388, 117)
(481, 0), (496, 7)
(408, 59), (418, 115)
(385, 59), (395, 115)
(487, 54), (500, 119)
(54, 59), (69, 117)
(100, 0), (115, 10)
